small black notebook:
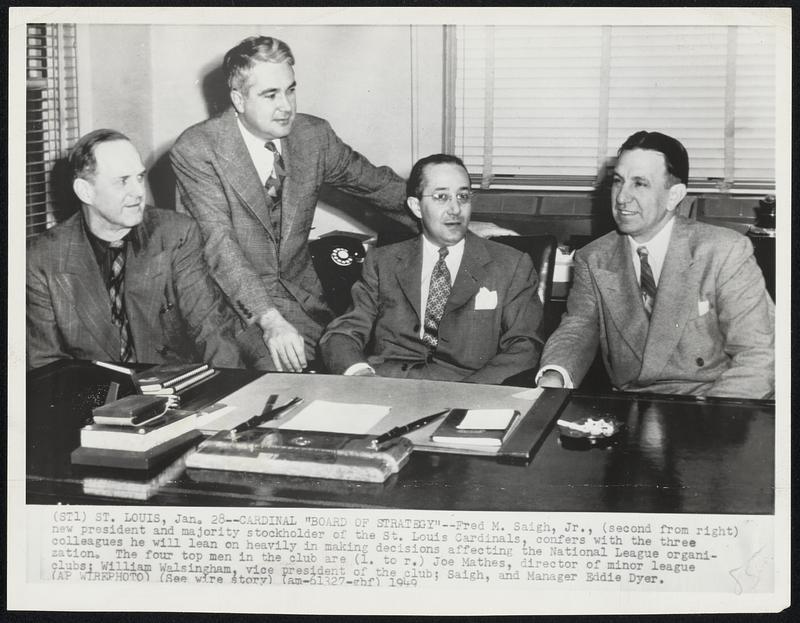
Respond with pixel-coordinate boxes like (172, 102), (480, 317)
(430, 408), (520, 447)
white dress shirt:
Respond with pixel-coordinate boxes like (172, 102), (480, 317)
(343, 235), (465, 375)
(236, 116), (282, 186)
(536, 216), (677, 389)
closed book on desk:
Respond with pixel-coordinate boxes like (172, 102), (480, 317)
(186, 428), (412, 483)
(431, 408), (520, 447)
(134, 363), (210, 392)
(79, 410), (200, 452)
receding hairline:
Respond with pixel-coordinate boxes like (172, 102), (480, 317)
(616, 147), (683, 189)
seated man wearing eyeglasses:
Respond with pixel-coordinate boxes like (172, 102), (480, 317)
(320, 154), (544, 383)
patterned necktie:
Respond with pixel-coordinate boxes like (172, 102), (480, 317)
(264, 141), (285, 235)
(422, 247), (451, 349)
(108, 241), (134, 362)
(637, 246), (657, 318)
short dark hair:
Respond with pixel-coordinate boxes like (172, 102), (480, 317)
(69, 128), (131, 180)
(224, 36), (295, 92)
(618, 131), (689, 186)
(406, 154), (470, 199)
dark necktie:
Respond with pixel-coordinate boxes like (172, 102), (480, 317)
(264, 141), (285, 235)
(637, 246), (657, 318)
(422, 247), (451, 349)
(108, 241), (135, 362)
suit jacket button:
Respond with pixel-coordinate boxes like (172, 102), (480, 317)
(157, 346), (169, 356)
(413, 324), (420, 333)
(401, 363), (408, 371)
(696, 357), (704, 367)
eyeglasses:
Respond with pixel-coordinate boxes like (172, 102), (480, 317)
(421, 191), (473, 205)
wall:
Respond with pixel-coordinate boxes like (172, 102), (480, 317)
(77, 23), (444, 232)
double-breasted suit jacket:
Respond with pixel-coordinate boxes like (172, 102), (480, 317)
(170, 110), (417, 353)
(540, 216), (774, 398)
(320, 232), (544, 384)
(26, 209), (245, 370)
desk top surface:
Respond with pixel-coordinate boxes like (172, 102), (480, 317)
(26, 361), (774, 514)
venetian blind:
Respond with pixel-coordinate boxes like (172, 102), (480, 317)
(449, 25), (776, 190)
(26, 23), (79, 238)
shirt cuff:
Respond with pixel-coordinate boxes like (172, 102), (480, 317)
(535, 365), (575, 389)
(343, 362), (375, 376)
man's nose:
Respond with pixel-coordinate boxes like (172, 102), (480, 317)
(615, 184), (632, 205)
(127, 177), (145, 198)
(445, 196), (462, 215)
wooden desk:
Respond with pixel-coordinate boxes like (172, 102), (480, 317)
(26, 360), (774, 514)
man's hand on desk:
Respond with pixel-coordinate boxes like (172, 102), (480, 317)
(537, 370), (566, 388)
(258, 310), (307, 372)
(468, 221), (519, 238)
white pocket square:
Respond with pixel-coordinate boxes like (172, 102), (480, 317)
(698, 299), (710, 316)
(474, 287), (498, 310)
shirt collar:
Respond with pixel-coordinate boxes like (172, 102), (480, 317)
(421, 234), (466, 260)
(627, 215), (675, 257)
(236, 115), (282, 155)
(81, 210), (139, 254)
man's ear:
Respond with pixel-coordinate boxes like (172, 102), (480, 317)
(407, 196), (421, 220)
(230, 89), (245, 114)
(72, 177), (93, 205)
(666, 183), (687, 213)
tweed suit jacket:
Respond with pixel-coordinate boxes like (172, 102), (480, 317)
(540, 216), (774, 398)
(320, 232), (544, 384)
(170, 110), (416, 353)
(26, 209), (246, 370)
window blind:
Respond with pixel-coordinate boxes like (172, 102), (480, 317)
(26, 23), (79, 239)
(448, 25), (776, 190)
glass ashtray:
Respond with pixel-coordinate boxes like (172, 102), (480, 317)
(557, 417), (624, 449)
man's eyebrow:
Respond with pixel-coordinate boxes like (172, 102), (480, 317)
(256, 81), (296, 97)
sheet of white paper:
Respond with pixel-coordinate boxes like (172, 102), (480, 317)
(279, 399), (390, 434)
(511, 387), (544, 401)
(457, 409), (516, 430)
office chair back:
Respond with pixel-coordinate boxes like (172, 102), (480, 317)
(490, 234), (558, 308)
(309, 235), (367, 316)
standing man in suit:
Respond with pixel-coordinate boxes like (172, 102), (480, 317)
(537, 131), (774, 398)
(171, 35), (513, 374)
(320, 154), (543, 384)
(27, 129), (247, 370)
(170, 35), (417, 374)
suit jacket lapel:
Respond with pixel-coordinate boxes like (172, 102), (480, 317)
(217, 109), (276, 237)
(394, 238), (423, 320)
(593, 235), (649, 362)
(125, 220), (168, 349)
(445, 232), (487, 315)
(640, 218), (698, 380)
(53, 215), (119, 360)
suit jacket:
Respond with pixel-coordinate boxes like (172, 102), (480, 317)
(540, 216), (774, 398)
(320, 232), (544, 384)
(170, 110), (417, 353)
(27, 208), (246, 370)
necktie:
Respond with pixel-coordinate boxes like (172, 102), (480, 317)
(264, 141), (285, 235)
(108, 241), (135, 362)
(637, 246), (657, 318)
(422, 247), (451, 349)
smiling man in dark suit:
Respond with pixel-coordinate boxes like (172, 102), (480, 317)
(27, 129), (246, 370)
(320, 154), (543, 384)
(537, 131), (774, 398)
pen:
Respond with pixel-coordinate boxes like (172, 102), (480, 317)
(231, 396), (302, 435)
(373, 409), (450, 447)
(92, 360), (135, 375)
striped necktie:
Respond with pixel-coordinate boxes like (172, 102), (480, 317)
(264, 141), (285, 235)
(422, 247), (451, 349)
(108, 241), (135, 362)
(637, 246), (657, 318)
